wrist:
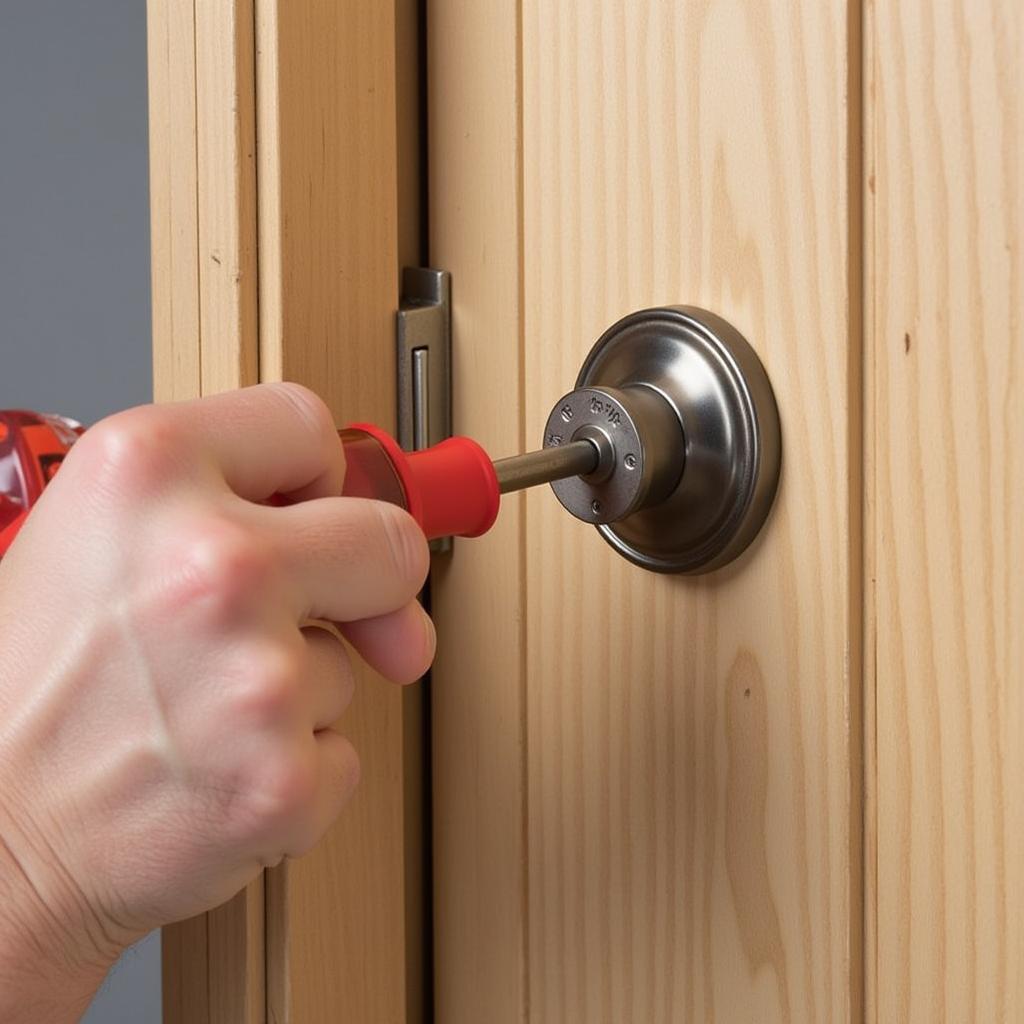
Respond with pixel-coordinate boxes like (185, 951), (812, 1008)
(0, 801), (126, 1021)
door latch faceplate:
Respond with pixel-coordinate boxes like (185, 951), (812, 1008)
(397, 268), (452, 551)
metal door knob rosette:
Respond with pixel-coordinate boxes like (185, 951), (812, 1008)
(542, 306), (781, 574)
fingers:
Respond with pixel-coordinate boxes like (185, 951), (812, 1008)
(302, 625), (356, 729)
(283, 730), (361, 858)
(265, 496), (429, 623)
(266, 614), (427, 859)
(340, 600), (435, 684)
(244, 616), (429, 861)
(165, 382), (346, 502)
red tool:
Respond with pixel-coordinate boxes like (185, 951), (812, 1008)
(0, 410), (86, 556)
(336, 423), (500, 539)
(0, 410), (597, 559)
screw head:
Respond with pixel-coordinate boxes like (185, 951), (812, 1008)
(560, 405), (574, 422)
(624, 453), (637, 470)
(591, 499), (602, 516)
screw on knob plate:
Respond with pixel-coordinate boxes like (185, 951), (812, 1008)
(542, 306), (781, 574)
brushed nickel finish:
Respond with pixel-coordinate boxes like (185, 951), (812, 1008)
(546, 306), (781, 574)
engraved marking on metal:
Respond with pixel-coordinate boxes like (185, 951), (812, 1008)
(543, 386), (651, 525)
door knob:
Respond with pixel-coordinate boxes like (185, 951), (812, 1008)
(495, 306), (781, 574)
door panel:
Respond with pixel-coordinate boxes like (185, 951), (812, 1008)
(431, 2), (863, 1021)
(869, 0), (1023, 1019)
(428, 2), (527, 1022)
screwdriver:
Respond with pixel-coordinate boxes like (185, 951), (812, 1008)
(338, 423), (600, 540)
(0, 410), (601, 557)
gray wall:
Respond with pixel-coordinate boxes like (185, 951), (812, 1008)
(0, 1), (160, 1019)
(0, 0), (152, 422)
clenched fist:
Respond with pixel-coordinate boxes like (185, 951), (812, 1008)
(0, 383), (434, 1021)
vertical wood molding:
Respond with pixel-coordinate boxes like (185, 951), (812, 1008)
(150, 1), (263, 1020)
(148, 0), (200, 405)
(861, 2), (879, 1020)
(195, 0), (259, 397)
(428, 2), (527, 1022)
(870, 0), (1022, 1019)
(255, 2), (421, 1020)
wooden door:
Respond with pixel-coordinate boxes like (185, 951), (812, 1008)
(868, 2), (1022, 1018)
(428, 1), (1021, 1022)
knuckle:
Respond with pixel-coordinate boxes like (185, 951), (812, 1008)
(251, 749), (318, 824)
(290, 739), (359, 856)
(375, 504), (429, 592)
(77, 409), (179, 492)
(165, 515), (276, 617)
(230, 643), (304, 723)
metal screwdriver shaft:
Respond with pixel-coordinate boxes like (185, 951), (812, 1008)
(493, 439), (599, 495)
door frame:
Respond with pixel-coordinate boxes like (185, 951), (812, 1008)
(147, 2), (426, 1020)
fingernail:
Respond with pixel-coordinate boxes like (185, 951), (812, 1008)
(422, 606), (437, 657)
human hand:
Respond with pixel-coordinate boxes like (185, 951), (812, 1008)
(0, 383), (433, 1019)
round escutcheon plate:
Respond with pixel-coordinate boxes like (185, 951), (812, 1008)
(570, 306), (782, 574)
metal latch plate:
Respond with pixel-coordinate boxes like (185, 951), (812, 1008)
(396, 267), (452, 551)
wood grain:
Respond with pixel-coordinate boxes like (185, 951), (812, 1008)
(149, 2), (263, 1020)
(147, 0), (199, 405)
(520, 4), (862, 1019)
(869, 0), (1023, 1019)
(427, 2), (527, 1022)
(255, 2), (424, 1020)
(195, 0), (259, 398)
(428, 1), (863, 1020)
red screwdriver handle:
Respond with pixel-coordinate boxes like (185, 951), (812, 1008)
(340, 423), (500, 541)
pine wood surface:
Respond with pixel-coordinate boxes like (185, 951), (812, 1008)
(521, 5), (861, 1021)
(427, 1), (528, 1022)
(430, 2), (863, 1021)
(148, 0), (200, 406)
(149, 2), (263, 1021)
(256, 2), (423, 1021)
(869, 0), (1023, 1019)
